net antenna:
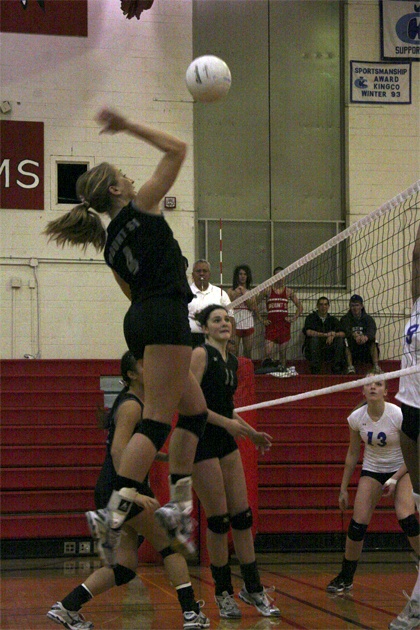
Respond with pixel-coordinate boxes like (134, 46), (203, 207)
(229, 179), (420, 391)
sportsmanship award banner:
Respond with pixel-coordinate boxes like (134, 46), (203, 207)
(380, 0), (420, 60)
(350, 60), (411, 104)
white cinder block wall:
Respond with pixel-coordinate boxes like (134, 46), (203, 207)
(1, 0), (419, 359)
(0, 0), (195, 358)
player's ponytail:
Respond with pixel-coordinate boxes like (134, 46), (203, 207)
(43, 162), (118, 252)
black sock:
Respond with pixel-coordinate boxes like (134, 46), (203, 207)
(240, 560), (262, 594)
(210, 563), (233, 596)
(176, 583), (199, 614)
(341, 558), (358, 581)
(61, 584), (92, 611)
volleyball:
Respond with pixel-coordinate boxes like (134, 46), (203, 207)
(185, 55), (231, 103)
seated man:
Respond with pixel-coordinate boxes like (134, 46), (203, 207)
(339, 294), (380, 374)
(302, 296), (345, 374)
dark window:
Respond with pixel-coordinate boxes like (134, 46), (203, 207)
(57, 163), (88, 204)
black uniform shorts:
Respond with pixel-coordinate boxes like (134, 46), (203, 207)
(360, 469), (398, 485)
(194, 424), (238, 463)
(124, 295), (191, 360)
(401, 403), (420, 443)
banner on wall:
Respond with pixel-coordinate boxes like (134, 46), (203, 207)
(380, 0), (420, 60)
(0, 0), (87, 37)
(0, 121), (44, 210)
(350, 60), (411, 104)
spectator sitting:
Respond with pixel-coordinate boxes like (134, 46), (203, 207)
(340, 294), (380, 374)
(302, 296), (346, 374)
(188, 259), (234, 348)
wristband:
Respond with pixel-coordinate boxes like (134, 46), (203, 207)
(384, 478), (397, 487)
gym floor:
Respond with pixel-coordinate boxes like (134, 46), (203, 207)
(1, 550), (417, 629)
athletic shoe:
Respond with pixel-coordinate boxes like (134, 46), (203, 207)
(238, 585), (280, 617)
(183, 602), (210, 629)
(154, 501), (196, 557)
(372, 363), (382, 374)
(326, 573), (353, 593)
(46, 602), (93, 629)
(86, 508), (121, 567)
(346, 365), (356, 374)
(389, 592), (420, 629)
(215, 591), (242, 618)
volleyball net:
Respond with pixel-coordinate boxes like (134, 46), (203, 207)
(229, 180), (420, 371)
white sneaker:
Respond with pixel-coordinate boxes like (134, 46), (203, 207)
(183, 601), (210, 629)
(215, 591), (242, 618)
(389, 592), (420, 629)
(238, 585), (280, 617)
(154, 501), (196, 557)
(47, 602), (93, 629)
(86, 508), (121, 567)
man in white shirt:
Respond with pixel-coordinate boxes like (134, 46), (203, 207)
(188, 259), (234, 348)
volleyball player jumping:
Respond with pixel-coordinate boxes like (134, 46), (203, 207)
(44, 107), (208, 565)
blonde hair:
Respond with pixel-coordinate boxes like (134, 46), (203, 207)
(43, 162), (118, 252)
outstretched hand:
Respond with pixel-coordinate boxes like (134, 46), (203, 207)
(250, 431), (273, 455)
(95, 107), (129, 134)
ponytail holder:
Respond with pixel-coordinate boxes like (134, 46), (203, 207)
(80, 197), (90, 210)
(384, 478), (397, 487)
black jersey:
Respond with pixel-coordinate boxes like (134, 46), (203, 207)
(94, 389), (153, 508)
(104, 202), (193, 304)
(201, 344), (238, 419)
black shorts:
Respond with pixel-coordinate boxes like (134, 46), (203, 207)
(401, 403), (420, 443)
(194, 424), (238, 463)
(94, 458), (154, 510)
(360, 469), (397, 485)
(124, 295), (191, 360)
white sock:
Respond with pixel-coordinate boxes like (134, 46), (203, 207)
(169, 476), (193, 512)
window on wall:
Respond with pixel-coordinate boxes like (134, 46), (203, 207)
(57, 163), (88, 204)
(50, 156), (94, 210)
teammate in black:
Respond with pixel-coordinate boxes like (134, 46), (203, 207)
(44, 107), (208, 564)
(190, 305), (280, 620)
(47, 352), (209, 630)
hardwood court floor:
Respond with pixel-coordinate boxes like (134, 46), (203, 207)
(1, 551), (418, 629)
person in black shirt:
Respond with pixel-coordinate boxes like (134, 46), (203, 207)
(340, 294), (380, 374)
(190, 305), (280, 620)
(302, 296), (345, 374)
(44, 107), (208, 566)
(47, 352), (209, 630)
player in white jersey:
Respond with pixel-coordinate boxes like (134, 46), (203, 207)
(327, 374), (419, 595)
(390, 224), (420, 630)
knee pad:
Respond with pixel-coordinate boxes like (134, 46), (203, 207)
(159, 545), (176, 559)
(176, 412), (208, 439)
(399, 513), (420, 538)
(230, 508), (253, 531)
(135, 419), (171, 451)
(113, 564), (137, 586)
(207, 513), (230, 534)
(347, 519), (368, 542)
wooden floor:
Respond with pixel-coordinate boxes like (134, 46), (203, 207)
(1, 550), (418, 629)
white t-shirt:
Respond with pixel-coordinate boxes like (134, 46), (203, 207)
(347, 402), (404, 473)
(396, 297), (420, 409)
(188, 283), (232, 333)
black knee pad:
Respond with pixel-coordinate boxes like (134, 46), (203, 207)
(113, 564), (137, 586)
(159, 545), (176, 559)
(347, 518), (368, 542)
(135, 419), (171, 451)
(207, 513), (230, 534)
(399, 513), (420, 537)
(176, 412), (208, 439)
(230, 508), (253, 531)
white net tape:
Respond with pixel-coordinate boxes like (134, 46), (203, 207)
(235, 365), (420, 413)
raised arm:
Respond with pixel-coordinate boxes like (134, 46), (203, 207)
(96, 107), (187, 214)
